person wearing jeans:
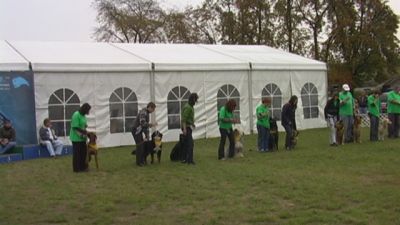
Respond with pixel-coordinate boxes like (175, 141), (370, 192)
(387, 86), (400, 138)
(218, 99), (239, 160)
(339, 84), (355, 143)
(39, 118), (64, 157)
(281, 95), (298, 150)
(256, 97), (271, 152)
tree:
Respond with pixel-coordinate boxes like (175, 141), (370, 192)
(94, 0), (166, 43)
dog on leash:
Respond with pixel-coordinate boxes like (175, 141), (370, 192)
(291, 130), (299, 148)
(86, 132), (99, 170)
(268, 118), (279, 151)
(336, 120), (345, 145)
(378, 117), (391, 141)
(353, 115), (362, 143)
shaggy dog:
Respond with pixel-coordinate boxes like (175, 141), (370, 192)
(353, 115), (362, 143)
(86, 132), (99, 170)
(233, 128), (245, 157)
(378, 117), (391, 141)
(268, 118), (279, 151)
(336, 120), (345, 145)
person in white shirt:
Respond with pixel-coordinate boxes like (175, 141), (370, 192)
(39, 118), (63, 157)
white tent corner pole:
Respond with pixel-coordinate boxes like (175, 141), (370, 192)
(248, 63), (254, 134)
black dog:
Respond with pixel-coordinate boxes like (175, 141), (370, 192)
(268, 118), (279, 151)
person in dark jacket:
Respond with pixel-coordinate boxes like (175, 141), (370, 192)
(324, 93), (340, 146)
(39, 118), (64, 157)
(0, 119), (16, 154)
(131, 102), (157, 167)
(281, 95), (298, 150)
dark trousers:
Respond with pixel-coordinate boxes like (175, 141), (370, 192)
(388, 113), (400, 138)
(369, 115), (379, 141)
(72, 142), (88, 172)
(133, 133), (145, 166)
(182, 127), (194, 163)
(218, 128), (234, 159)
(283, 124), (293, 149)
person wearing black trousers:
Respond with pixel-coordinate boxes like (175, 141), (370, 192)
(70, 103), (91, 172)
(281, 96), (298, 150)
(181, 93), (199, 165)
(131, 102), (157, 166)
(218, 99), (240, 160)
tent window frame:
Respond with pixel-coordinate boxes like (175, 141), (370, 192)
(109, 87), (138, 134)
(48, 88), (81, 137)
(217, 84), (241, 121)
(261, 83), (282, 121)
(167, 86), (191, 129)
(301, 82), (319, 119)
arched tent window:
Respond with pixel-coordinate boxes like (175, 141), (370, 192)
(261, 83), (282, 120)
(301, 82), (319, 119)
(48, 88), (80, 136)
(109, 87), (138, 133)
(167, 86), (191, 129)
(217, 84), (240, 121)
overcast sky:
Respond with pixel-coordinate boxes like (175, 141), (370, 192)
(0, 0), (399, 42)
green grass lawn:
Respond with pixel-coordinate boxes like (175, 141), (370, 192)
(1, 128), (400, 225)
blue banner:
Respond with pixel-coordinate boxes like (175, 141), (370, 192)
(0, 71), (37, 145)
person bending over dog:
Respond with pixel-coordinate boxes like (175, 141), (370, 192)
(181, 93), (198, 165)
(281, 96), (298, 150)
(131, 102), (157, 167)
(218, 99), (240, 160)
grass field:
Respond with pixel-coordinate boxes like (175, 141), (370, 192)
(1, 128), (400, 225)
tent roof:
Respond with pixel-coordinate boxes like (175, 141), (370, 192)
(0, 40), (29, 71)
(1, 41), (327, 72)
(113, 43), (249, 71)
(7, 41), (151, 72)
(200, 45), (326, 70)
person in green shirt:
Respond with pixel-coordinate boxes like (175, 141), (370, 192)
(70, 103), (91, 172)
(218, 99), (240, 160)
(256, 97), (271, 152)
(387, 86), (400, 138)
(367, 90), (381, 141)
(181, 93), (198, 165)
(339, 84), (355, 143)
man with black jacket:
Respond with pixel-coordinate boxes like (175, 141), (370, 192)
(281, 96), (298, 150)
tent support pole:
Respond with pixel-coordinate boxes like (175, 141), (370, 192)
(248, 63), (254, 134)
(150, 63), (156, 132)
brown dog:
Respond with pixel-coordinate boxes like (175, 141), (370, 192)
(336, 120), (344, 145)
(353, 115), (362, 143)
(87, 132), (99, 170)
(378, 117), (391, 141)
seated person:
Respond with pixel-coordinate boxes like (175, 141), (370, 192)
(0, 119), (17, 154)
(39, 118), (63, 157)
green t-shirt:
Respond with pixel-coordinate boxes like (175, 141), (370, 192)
(367, 95), (380, 117)
(69, 111), (87, 142)
(218, 106), (233, 130)
(339, 91), (354, 116)
(387, 90), (400, 114)
(181, 103), (194, 126)
(256, 104), (270, 128)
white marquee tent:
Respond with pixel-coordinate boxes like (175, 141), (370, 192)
(0, 40), (327, 147)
